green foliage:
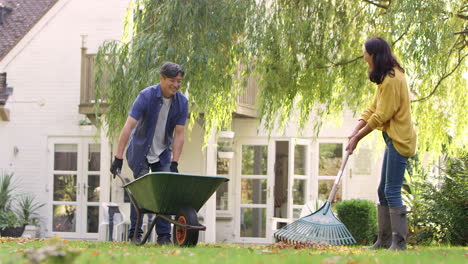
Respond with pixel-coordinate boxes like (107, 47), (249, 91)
(0, 211), (22, 230)
(403, 152), (468, 245)
(0, 171), (45, 229)
(96, 0), (467, 156)
(15, 194), (45, 226)
(95, 0), (255, 142)
(335, 199), (377, 245)
(0, 171), (15, 212)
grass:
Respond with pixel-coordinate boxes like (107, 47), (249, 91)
(0, 237), (466, 264)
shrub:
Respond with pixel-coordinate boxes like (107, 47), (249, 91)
(335, 199), (377, 245)
(404, 152), (467, 246)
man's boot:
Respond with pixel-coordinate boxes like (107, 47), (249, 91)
(389, 205), (408, 251)
(363, 204), (392, 249)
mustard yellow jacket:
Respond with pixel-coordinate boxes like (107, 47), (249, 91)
(360, 68), (417, 157)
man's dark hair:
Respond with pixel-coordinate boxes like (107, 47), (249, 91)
(159, 62), (184, 78)
(364, 37), (404, 84)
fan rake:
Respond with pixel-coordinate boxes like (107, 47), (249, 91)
(274, 152), (356, 246)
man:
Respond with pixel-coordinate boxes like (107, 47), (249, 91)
(110, 62), (188, 245)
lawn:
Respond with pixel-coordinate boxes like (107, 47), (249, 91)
(0, 237), (465, 264)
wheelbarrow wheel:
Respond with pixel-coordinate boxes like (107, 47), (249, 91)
(173, 206), (199, 247)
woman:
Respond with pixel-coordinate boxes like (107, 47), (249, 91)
(346, 37), (417, 251)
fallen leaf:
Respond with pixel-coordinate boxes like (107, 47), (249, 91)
(321, 256), (342, 264)
(168, 249), (181, 255)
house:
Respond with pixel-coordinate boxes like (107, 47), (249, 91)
(0, 0), (383, 244)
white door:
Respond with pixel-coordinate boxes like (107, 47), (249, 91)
(47, 137), (101, 239)
(236, 139), (274, 243)
(287, 139), (312, 219)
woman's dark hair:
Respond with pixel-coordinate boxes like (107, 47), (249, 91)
(364, 37), (404, 84)
(160, 62), (184, 78)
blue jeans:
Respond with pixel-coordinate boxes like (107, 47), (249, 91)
(378, 132), (408, 207)
(128, 160), (172, 239)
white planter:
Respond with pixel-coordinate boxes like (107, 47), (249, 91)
(21, 225), (40, 238)
(218, 131), (235, 139)
(218, 151), (234, 159)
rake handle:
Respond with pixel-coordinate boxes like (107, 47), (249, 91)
(327, 151), (350, 203)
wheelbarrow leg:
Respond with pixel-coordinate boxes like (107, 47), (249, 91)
(133, 207), (142, 244)
(140, 215), (158, 245)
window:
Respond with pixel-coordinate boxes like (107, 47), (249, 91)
(318, 142), (343, 203)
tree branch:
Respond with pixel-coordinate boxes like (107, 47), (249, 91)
(317, 55), (363, 69)
(391, 23), (411, 47)
(412, 53), (468, 103)
(457, 14), (468, 20)
(362, 0), (388, 9)
(454, 30), (468, 35)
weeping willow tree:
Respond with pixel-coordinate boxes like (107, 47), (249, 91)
(95, 0), (467, 155)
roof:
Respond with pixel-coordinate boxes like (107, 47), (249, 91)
(0, 0), (58, 61)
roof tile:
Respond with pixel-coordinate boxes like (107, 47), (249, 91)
(0, 0), (58, 61)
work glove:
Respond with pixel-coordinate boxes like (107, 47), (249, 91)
(110, 157), (123, 178)
(170, 161), (179, 173)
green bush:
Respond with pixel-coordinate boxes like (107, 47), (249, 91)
(335, 199), (377, 245)
(404, 152), (467, 246)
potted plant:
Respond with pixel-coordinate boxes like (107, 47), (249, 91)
(0, 171), (25, 237)
(0, 211), (24, 237)
(16, 193), (45, 238)
(217, 143), (234, 159)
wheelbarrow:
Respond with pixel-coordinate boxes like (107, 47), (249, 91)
(114, 171), (228, 247)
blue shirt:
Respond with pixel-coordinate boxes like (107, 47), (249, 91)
(126, 84), (188, 176)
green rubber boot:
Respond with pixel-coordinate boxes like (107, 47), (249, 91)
(389, 205), (408, 251)
(363, 204), (392, 249)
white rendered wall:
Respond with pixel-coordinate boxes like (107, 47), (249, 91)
(0, 0), (130, 236)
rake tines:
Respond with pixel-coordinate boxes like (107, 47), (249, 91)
(274, 201), (356, 246)
(274, 152), (356, 246)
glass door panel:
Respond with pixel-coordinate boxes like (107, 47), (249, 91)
(240, 208), (266, 237)
(52, 144), (78, 233)
(239, 144), (268, 240)
(241, 179), (267, 204)
(54, 144), (78, 171)
(53, 174), (77, 202)
(84, 143), (101, 236)
(49, 139), (102, 238)
(290, 140), (310, 219)
(53, 205), (77, 232)
(319, 143), (343, 176)
(216, 158), (230, 211)
(318, 142), (344, 204)
(87, 206), (99, 233)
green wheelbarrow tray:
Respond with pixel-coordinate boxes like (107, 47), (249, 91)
(123, 172), (229, 214)
(116, 171), (228, 247)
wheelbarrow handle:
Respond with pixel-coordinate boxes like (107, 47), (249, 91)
(113, 169), (126, 185)
(113, 170), (141, 216)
